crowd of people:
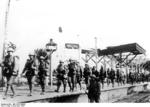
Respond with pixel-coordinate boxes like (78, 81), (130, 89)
(0, 48), (150, 102)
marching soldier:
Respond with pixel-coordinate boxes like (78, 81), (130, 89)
(106, 68), (111, 87)
(129, 71), (134, 85)
(55, 60), (67, 92)
(83, 64), (91, 89)
(141, 72), (145, 83)
(68, 59), (77, 91)
(21, 53), (36, 96)
(76, 62), (83, 90)
(92, 66), (99, 78)
(121, 71), (126, 85)
(99, 66), (106, 89)
(38, 56), (48, 95)
(110, 68), (115, 87)
(1, 48), (18, 99)
(116, 68), (121, 86)
(88, 70), (101, 103)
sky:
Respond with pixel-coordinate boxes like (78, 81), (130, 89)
(0, 0), (150, 70)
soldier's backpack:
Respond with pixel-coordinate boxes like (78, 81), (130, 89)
(3, 55), (15, 76)
(12, 56), (19, 76)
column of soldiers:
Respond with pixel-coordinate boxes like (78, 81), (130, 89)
(128, 70), (148, 85)
(1, 49), (150, 101)
(55, 59), (83, 92)
(54, 61), (150, 92)
(21, 54), (49, 96)
(0, 49), (49, 99)
(55, 60), (101, 102)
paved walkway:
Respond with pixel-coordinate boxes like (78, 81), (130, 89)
(0, 82), (149, 103)
(0, 85), (86, 103)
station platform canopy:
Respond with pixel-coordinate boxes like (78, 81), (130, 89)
(98, 43), (146, 56)
(81, 43), (146, 67)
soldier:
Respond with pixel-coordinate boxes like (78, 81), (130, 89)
(55, 60), (67, 92)
(129, 71), (134, 85)
(99, 66), (106, 89)
(110, 68), (115, 87)
(2, 48), (18, 99)
(92, 66), (99, 79)
(76, 62), (83, 90)
(88, 71), (101, 103)
(145, 70), (149, 82)
(106, 68), (111, 87)
(21, 53), (36, 96)
(116, 68), (121, 86)
(38, 56), (48, 95)
(83, 64), (91, 89)
(68, 59), (77, 91)
(121, 71), (126, 85)
(141, 72), (145, 83)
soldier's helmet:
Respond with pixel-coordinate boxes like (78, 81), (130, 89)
(59, 60), (64, 64)
(91, 74), (96, 79)
(85, 63), (89, 66)
(7, 48), (14, 53)
(28, 52), (35, 56)
(69, 59), (72, 62)
(40, 56), (45, 60)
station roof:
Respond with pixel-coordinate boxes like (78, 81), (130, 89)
(98, 43), (146, 56)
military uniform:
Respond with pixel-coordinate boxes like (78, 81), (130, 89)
(141, 72), (145, 83)
(68, 61), (77, 91)
(83, 64), (91, 89)
(3, 54), (15, 78)
(2, 48), (17, 98)
(22, 55), (36, 96)
(38, 56), (48, 95)
(116, 69), (122, 86)
(99, 67), (106, 89)
(121, 71), (126, 85)
(76, 63), (83, 90)
(106, 68), (111, 86)
(55, 61), (67, 92)
(88, 74), (101, 103)
(129, 71), (134, 85)
(92, 66), (99, 77)
(110, 69), (115, 87)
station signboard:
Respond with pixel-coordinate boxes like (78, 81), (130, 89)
(65, 43), (79, 49)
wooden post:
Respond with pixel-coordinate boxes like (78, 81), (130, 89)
(49, 52), (52, 87)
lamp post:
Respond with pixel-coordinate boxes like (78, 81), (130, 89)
(46, 38), (57, 87)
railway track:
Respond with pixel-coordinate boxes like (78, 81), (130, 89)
(114, 91), (150, 103)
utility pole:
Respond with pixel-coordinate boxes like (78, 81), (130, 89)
(3, 0), (11, 59)
(77, 34), (81, 63)
(1, 0), (11, 90)
(94, 37), (98, 70)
